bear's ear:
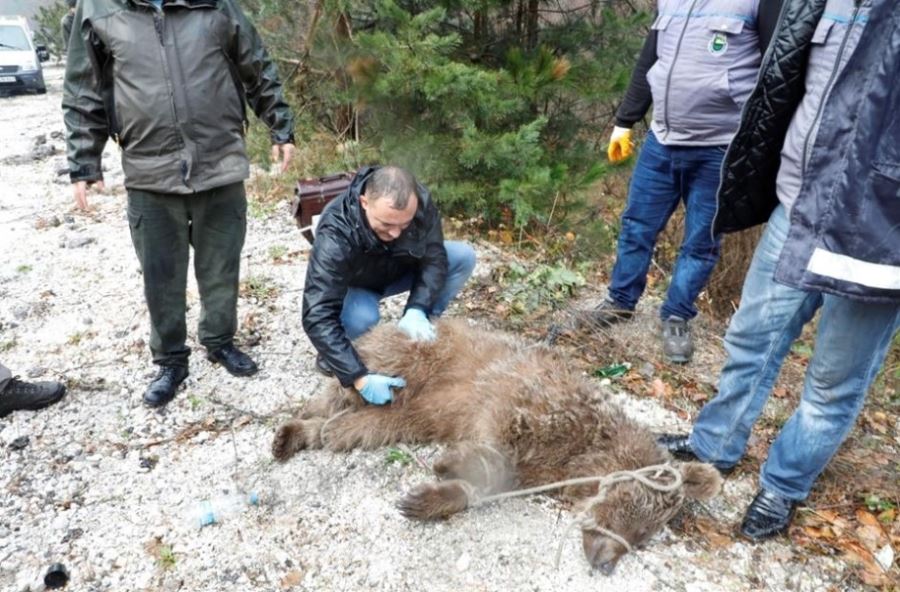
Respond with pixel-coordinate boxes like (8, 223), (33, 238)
(678, 462), (723, 501)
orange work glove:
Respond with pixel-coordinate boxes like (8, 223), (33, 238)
(607, 126), (634, 163)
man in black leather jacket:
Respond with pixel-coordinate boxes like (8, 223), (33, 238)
(302, 166), (476, 405)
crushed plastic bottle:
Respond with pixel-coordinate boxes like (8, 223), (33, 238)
(187, 492), (259, 529)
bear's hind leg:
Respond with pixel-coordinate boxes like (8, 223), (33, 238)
(400, 443), (516, 520)
(433, 442), (516, 492)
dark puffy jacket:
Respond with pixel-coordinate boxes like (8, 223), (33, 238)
(302, 167), (449, 386)
(62, 0), (294, 194)
(717, 0), (900, 302)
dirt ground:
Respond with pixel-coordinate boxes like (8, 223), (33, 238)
(0, 64), (887, 592)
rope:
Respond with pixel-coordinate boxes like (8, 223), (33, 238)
(472, 463), (682, 570)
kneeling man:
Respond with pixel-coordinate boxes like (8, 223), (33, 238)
(302, 166), (476, 405)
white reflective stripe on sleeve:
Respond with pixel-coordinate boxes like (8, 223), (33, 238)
(807, 248), (900, 290)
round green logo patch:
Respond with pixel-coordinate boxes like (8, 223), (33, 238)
(708, 33), (728, 55)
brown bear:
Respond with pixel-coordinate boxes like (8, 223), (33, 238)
(273, 319), (722, 574)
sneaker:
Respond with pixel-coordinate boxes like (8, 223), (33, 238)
(584, 298), (634, 328)
(0, 377), (67, 417)
(661, 316), (693, 363)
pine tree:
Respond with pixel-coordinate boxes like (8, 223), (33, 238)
(246, 0), (651, 230)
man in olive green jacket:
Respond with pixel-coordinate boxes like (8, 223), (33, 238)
(62, 0), (295, 408)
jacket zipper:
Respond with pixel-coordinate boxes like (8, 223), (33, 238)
(150, 6), (192, 188)
(662, 0), (700, 142)
(800, 3), (861, 178)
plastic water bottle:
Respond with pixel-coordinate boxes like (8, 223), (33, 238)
(187, 492), (260, 529)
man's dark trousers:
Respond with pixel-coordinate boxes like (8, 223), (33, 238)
(127, 182), (247, 368)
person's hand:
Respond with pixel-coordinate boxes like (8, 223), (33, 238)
(397, 308), (436, 342)
(607, 126), (634, 163)
(354, 374), (406, 405)
(271, 143), (295, 174)
(73, 180), (105, 210)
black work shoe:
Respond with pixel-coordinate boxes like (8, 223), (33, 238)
(584, 298), (634, 328)
(661, 316), (693, 363)
(0, 378), (67, 417)
(143, 365), (189, 408)
(656, 433), (735, 475)
(740, 488), (799, 541)
(657, 434), (697, 460)
(314, 354), (334, 377)
(207, 344), (258, 377)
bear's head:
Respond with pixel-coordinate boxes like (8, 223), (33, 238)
(578, 462), (722, 575)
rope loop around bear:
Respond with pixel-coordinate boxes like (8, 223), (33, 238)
(471, 463), (683, 569)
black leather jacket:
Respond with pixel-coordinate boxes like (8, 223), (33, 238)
(301, 167), (449, 386)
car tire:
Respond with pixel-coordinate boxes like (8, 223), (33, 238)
(36, 86), (47, 94)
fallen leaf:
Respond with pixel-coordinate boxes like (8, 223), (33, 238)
(856, 524), (888, 552)
(693, 517), (733, 548)
(803, 525), (836, 540)
(772, 386), (789, 399)
(856, 509), (882, 528)
(280, 570), (304, 589)
(649, 378), (672, 398)
(877, 508), (896, 524)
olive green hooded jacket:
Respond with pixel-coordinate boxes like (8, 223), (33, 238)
(62, 0), (294, 194)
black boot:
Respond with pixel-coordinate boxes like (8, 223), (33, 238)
(207, 344), (258, 377)
(143, 366), (189, 408)
(314, 354), (334, 377)
(740, 488), (799, 541)
(0, 378), (67, 417)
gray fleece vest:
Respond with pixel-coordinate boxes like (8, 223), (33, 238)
(775, 0), (872, 212)
(648, 0), (762, 146)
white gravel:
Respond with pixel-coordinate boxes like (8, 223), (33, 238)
(0, 64), (853, 592)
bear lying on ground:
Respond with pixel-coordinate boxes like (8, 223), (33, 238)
(273, 319), (721, 574)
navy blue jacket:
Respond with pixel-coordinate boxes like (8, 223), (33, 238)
(717, 0), (900, 303)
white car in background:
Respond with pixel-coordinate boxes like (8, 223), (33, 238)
(0, 15), (50, 96)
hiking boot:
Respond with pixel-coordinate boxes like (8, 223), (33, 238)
(740, 488), (799, 542)
(0, 377), (67, 417)
(207, 344), (258, 377)
(314, 354), (334, 377)
(143, 365), (189, 408)
(661, 316), (693, 363)
(585, 298), (634, 328)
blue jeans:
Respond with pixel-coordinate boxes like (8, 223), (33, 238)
(608, 132), (724, 320)
(341, 241), (477, 339)
(690, 205), (900, 500)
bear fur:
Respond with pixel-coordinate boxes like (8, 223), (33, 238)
(273, 319), (722, 573)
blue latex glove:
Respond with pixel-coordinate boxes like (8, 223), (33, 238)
(357, 374), (406, 405)
(397, 308), (436, 342)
